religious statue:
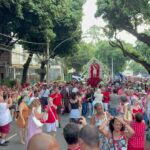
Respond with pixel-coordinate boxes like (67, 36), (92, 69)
(87, 60), (101, 87)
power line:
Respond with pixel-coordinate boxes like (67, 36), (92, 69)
(0, 32), (88, 63)
(0, 33), (47, 45)
(0, 47), (40, 62)
(47, 35), (88, 61)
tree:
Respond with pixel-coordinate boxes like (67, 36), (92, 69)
(0, 0), (22, 49)
(85, 25), (103, 43)
(38, 0), (85, 81)
(128, 61), (147, 75)
(95, 0), (150, 73)
(95, 41), (127, 74)
(0, 0), (55, 85)
(0, 0), (85, 84)
(19, 0), (57, 85)
(64, 42), (95, 72)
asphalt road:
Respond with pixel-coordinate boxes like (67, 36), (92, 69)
(0, 115), (69, 150)
(1, 114), (150, 150)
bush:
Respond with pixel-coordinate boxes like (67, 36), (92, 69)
(1, 79), (17, 88)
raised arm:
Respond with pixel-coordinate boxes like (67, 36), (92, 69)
(117, 117), (135, 138)
(98, 119), (110, 138)
(90, 115), (95, 125)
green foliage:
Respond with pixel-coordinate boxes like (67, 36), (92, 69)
(135, 42), (150, 62)
(129, 61), (147, 74)
(64, 40), (127, 74)
(51, 0), (85, 57)
(64, 42), (95, 72)
(85, 25), (104, 43)
(1, 79), (17, 87)
(96, 0), (150, 35)
(0, 0), (85, 56)
(95, 41), (127, 73)
(0, 0), (85, 84)
(96, 0), (150, 74)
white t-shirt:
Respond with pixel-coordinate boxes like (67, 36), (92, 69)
(72, 87), (79, 93)
(40, 89), (50, 98)
(94, 91), (103, 103)
(0, 103), (12, 126)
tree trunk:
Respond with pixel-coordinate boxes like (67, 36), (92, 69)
(21, 53), (33, 86)
(123, 26), (150, 47)
(40, 61), (46, 82)
(109, 39), (150, 74)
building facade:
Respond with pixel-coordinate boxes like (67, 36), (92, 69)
(0, 44), (64, 83)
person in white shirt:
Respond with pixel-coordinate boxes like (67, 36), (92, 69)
(30, 90), (39, 105)
(39, 83), (50, 111)
(72, 83), (79, 93)
(93, 88), (103, 106)
(0, 96), (12, 146)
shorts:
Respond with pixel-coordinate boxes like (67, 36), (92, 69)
(46, 122), (57, 132)
(9, 104), (16, 110)
(0, 124), (10, 134)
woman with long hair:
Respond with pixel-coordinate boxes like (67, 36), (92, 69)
(99, 116), (134, 150)
(26, 98), (42, 145)
(16, 96), (29, 144)
(69, 92), (81, 124)
(45, 97), (58, 137)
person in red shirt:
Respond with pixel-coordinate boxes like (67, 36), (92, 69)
(102, 87), (110, 111)
(45, 97), (58, 137)
(50, 85), (62, 128)
(128, 113), (146, 150)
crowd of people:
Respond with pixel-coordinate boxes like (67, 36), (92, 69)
(0, 79), (150, 150)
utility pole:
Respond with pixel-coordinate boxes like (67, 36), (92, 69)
(47, 41), (50, 82)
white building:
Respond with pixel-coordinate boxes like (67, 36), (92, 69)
(11, 44), (64, 82)
(11, 44), (40, 82)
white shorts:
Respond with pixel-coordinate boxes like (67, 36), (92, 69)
(45, 122), (57, 133)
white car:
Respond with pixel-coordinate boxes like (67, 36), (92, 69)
(72, 75), (84, 82)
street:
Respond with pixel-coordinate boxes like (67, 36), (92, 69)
(1, 114), (150, 150)
(1, 115), (69, 150)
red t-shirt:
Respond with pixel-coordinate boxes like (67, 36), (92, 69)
(102, 91), (110, 103)
(128, 121), (145, 150)
(50, 93), (62, 107)
(45, 105), (57, 123)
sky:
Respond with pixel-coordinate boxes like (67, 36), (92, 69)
(82, 0), (137, 44)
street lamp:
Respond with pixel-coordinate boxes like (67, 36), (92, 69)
(46, 35), (88, 82)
